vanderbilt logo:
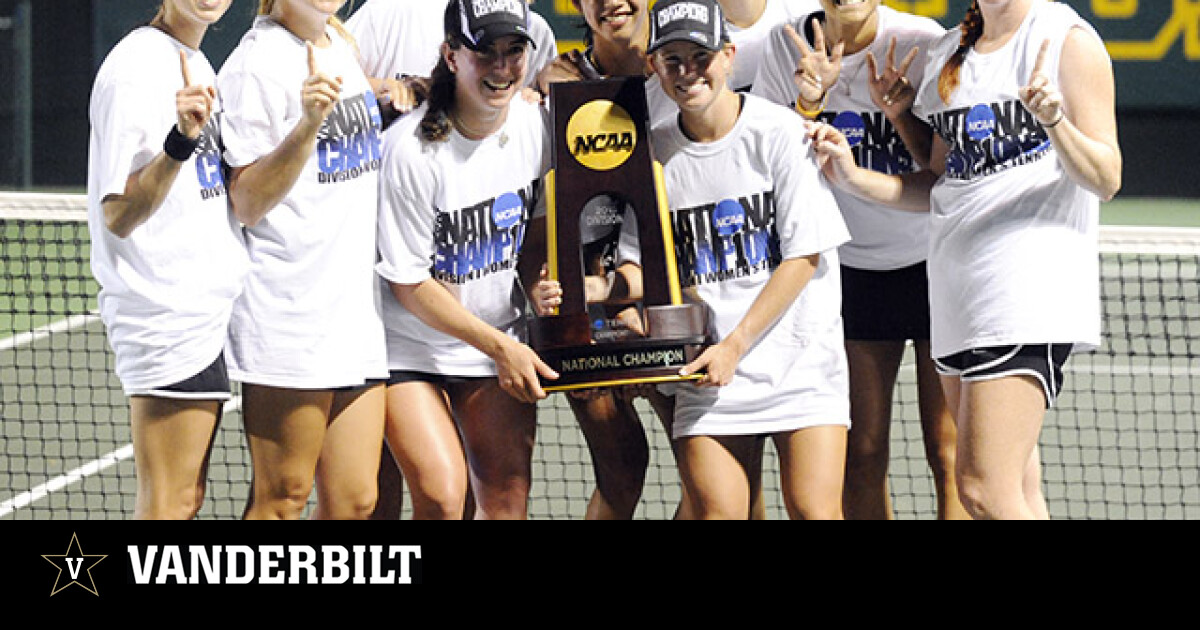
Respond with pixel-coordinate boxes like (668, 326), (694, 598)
(566, 99), (637, 171)
(42, 533), (107, 596)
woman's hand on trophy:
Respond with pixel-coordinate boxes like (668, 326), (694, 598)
(531, 264), (563, 316)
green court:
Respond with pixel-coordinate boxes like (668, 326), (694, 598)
(1, 193), (1197, 519)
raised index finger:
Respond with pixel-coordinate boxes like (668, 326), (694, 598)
(1030, 38), (1050, 79)
(179, 49), (193, 87)
(306, 41), (318, 77)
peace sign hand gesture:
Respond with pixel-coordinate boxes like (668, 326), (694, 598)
(1019, 39), (1065, 128)
(865, 37), (919, 119)
(785, 18), (844, 109)
(176, 50), (216, 140)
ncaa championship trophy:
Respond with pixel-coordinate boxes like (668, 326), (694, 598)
(529, 76), (710, 391)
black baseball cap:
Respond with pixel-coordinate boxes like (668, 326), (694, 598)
(445, 0), (537, 51)
(647, 0), (730, 54)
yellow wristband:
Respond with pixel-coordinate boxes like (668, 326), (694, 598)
(794, 92), (827, 119)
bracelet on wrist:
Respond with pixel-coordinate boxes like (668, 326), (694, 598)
(795, 92), (827, 119)
(163, 125), (200, 162)
(1043, 112), (1065, 129)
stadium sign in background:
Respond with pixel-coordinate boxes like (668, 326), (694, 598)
(0, 0), (1196, 192)
(540, 0), (1200, 111)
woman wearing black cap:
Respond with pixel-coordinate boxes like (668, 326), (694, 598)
(599, 0), (853, 518)
(374, 0), (557, 519)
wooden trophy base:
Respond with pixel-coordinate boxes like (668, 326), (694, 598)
(530, 304), (711, 391)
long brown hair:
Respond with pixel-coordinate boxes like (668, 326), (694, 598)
(419, 40), (461, 143)
(937, 0), (984, 103)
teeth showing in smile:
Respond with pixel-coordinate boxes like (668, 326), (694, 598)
(484, 79), (514, 90)
(834, 0), (866, 6)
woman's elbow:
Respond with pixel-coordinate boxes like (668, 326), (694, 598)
(1090, 156), (1123, 202)
(102, 200), (136, 239)
(1100, 161), (1123, 202)
(1098, 177), (1121, 203)
(228, 187), (267, 228)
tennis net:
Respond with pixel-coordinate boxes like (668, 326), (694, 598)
(2, 191), (1197, 519)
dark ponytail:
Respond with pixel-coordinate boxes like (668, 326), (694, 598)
(937, 1), (984, 104)
(419, 40), (460, 143)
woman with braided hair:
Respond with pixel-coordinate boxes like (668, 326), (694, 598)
(810, 0), (1121, 519)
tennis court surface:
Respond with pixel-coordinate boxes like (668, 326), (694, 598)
(2, 192), (1197, 519)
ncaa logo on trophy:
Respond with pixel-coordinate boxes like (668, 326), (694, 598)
(529, 76), (711, 391)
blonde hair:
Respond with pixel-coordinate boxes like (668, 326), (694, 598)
(937, 0), (983, 104)
(258, 0), (357, 47)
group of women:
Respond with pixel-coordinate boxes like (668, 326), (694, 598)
(88, 0), (1120, 520)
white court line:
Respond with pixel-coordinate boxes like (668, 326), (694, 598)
(0, 397), (242, 518)
(896, 359), (1199, 378)
(0, 312), (101, 351)
(0, 444), (134, 517)
(1, 310), (244, 517)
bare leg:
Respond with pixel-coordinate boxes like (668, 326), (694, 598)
(311, 384), (386, 520)
(676, 434), (761, 519)
(130, 396), (222, 520)
(842, 339), (905, 520)
(241, 384), (332, 520)
(776, 424), (847, 520)
(568, 391), (649, 520)
(370, 443), (404, 520)
(912, 341), (969, 520)
(383, 380), (469, 520)
(451, 378), (536, 520)
(950, 374), (1049, 520)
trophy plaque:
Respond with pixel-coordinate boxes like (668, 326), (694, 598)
(529, 76), (710, 392)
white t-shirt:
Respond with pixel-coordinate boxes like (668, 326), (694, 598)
(218, 17), (388, 388)
(87, 26), (248, 395)
(375, 98), (550, 376)
(753, 7), (946, 270)
(726, 0), (821, 93)
(346, 0), (558, 88)
(911, 0), (1103, 358)
(620, 95), (851, 437)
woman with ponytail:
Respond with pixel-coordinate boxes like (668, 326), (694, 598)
(217, 0), (389, 519)
(373, 0), (557, 519)
(88, 0), (247, 519)
(811, 0), (1121, 519)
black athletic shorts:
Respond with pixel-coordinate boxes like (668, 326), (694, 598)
(139, 353), (231, 400)
(330, 377), (388, 392)
(934, 343), (1073, 409)
(841, 262), (931, 342)
(386, 370), (491, 387)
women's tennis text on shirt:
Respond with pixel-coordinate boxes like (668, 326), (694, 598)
(195, 117), (226, 200)
(929, 99), (1051, 181)
(432, 181), (539, 284)
(671, 191), (781, 288)
(126, 544), (421, 585)
(316, 92), (384, 184)
(814, 109), (918, 175)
